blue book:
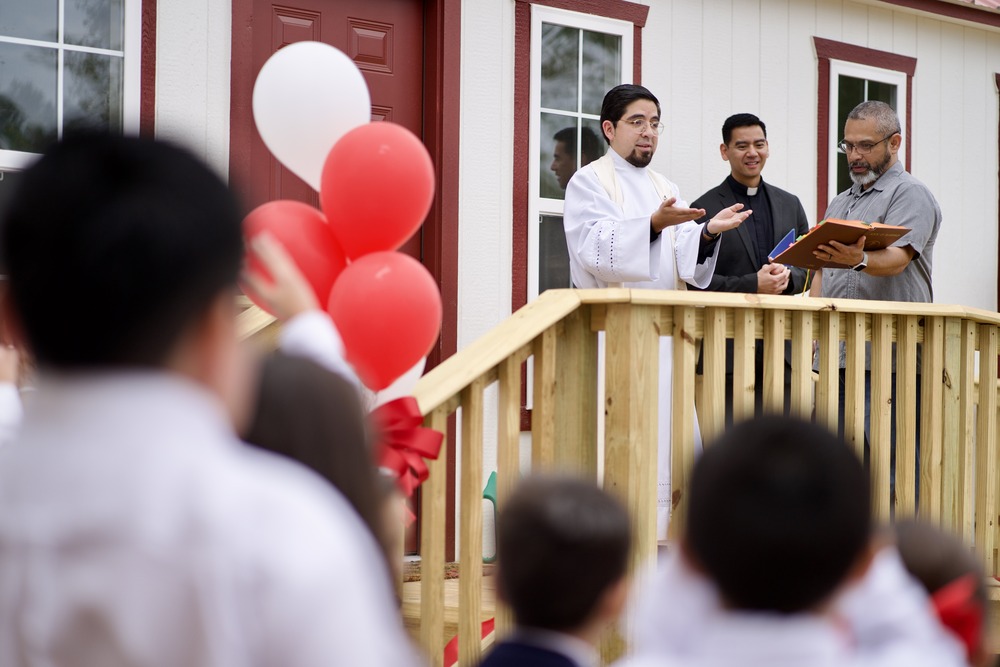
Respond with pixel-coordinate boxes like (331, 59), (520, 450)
(768, 229), (796, 262)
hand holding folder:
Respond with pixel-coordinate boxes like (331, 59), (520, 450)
(768, 218), (910, 270)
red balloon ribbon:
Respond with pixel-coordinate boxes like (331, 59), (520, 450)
(931, 574), (983, 661)
(372, 397), (443, 498)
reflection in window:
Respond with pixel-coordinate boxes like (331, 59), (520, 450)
(0, 0), (125, 155)
(836, 75), (897, 193)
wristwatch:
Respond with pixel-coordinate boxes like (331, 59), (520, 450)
(852, 251), (869, 272)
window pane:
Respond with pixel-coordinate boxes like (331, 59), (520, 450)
(581, 30), (620, 116)
(66, 0), (124, 50)
(0, 43), (57, 152)
(64, 51), (123, 134)
(0, 0), (57, 42)
(540, 23), (579, 112)
(539, 214), (572, 292)
(867, 81), (896, 109)
(541, 112), (573, 199)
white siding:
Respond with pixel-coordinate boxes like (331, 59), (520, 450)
(155, 0), (232, 179)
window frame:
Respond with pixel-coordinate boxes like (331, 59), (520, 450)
(813, 37), (916, 223)
(526, 5), (633, 301)
(0, 0), (142, 170)
(827, 60), (908, 202)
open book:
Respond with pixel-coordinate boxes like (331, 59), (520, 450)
(769, 218), (911, 270)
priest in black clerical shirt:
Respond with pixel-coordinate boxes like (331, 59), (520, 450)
(689, 113), (811, 424)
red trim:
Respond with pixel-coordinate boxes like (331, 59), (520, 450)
(139, 0), (157, 138)
(813, 37), (916, 222)
(877, 0), (1000, 29)
(512, 0), (649, 431)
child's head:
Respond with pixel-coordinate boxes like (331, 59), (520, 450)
(496, 475), (631, 636)
(895, 520), (989, 666)
(685, 416), (871, 614)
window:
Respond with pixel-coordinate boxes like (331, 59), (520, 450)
(813, 37), (915, 222)
(528, 6), (632, 300)
(828, 61), (907, 198)
(0, 0), (140, 170)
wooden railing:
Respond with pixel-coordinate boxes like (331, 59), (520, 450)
(409, 288), (1000, 666)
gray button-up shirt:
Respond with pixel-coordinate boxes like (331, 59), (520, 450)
(820, 161), (941, 303)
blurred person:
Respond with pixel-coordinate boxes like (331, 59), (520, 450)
(622, 416), (966, 667)
(894, 520), (992, 667)
(0, 133), (419, 666)
(480, 475), (632, 667)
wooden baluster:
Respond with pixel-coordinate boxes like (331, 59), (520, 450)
(419, 408), (449, 666)
(895, 315), (919, 518)
(494, 356), (521, 640)
(975, 325), (998, 575)
(672, 305), (697, 535)
(957, 320), (977, 543)
(870, 313), (893, 523)
(941, 317), (962, 532)
(844, 312), (866, 460)
(919, 316), (944, 522)
(763, 309), (785, 414)
(815, 311), (840, 432)
(790, 311), (813, 419)
(732, 309), (756, 423)
(700, 306), (726, 444)
(458, 379), (485, 666)
(552, 307), (598, 475)
(531, 327), (557, 470)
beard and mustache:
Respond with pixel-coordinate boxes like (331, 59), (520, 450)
(848, 148), (892, 187)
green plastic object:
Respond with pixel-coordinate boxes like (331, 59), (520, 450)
(483, 470), (498, 564)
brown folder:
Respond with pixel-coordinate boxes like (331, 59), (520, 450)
(770, 218), (911, 270)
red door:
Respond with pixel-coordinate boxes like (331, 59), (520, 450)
(240, 0), (425, 259)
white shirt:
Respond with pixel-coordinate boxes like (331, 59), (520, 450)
(0, 372), (420, 667)
(563, 150), (717, 290)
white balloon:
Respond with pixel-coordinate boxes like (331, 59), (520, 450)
(252, 42), (371, 191)
(373, 357), (426, 407)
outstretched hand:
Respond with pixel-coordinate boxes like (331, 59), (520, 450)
(242, 232), (320, 321)
(705, 203), (751, 235)
(651, 197), (707, 233)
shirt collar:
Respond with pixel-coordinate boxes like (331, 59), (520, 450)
(512, 627), (600, 667)
(851, 160), (905, 196)
(726, 173), (765, 197)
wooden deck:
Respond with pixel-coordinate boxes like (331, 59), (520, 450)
(401, 573), (497, 651)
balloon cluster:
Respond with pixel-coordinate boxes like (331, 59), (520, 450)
(247, 42), (442, 392)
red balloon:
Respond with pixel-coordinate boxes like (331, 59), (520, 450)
(320, 122), (435, 260)
(327, 252), (442, 390)
(243, 200), (347, 310)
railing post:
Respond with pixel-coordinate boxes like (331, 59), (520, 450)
(552, 307), (599, 475)
(844, 313), (866, 460)
(672, 305), (698, 537)
(958, 321), (977, 543)
(870, 313), (893, 522)
(763, 309), (785, 414)
(531, 327), (558, 469)
(602, 301), (659, 662)
(975, 325), (998, 575)
(895, 315), (920, 518)
(941, 317), (963, 531)
(458, 379), (485, 666)
(816, 311), (840, 432)
(732, 309), (757, 423)
(919, 316), (944, 522)
(494, 356), (521, 640)
(700, 307), (727, 444)
(789, 311), (814, 420)
(419, 408), (449, 666)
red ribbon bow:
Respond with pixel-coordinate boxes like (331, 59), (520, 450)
(931, 574), (983, 660)
(372, 396), (443, 498)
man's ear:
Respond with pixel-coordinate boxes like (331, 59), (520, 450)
(889, 133), (902, 155)
(602, 120), (615, 144)
(719, 143), (730, 162)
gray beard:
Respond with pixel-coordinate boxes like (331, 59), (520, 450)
(848, 152), (891, 187)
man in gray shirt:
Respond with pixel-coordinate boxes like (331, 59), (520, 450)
(810, 100), (942, 504)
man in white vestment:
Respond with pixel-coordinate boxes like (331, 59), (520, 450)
(0, 135), (419, 667)
(563, 84), (749, 539)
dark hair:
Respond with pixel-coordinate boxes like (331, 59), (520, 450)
(686, 416), (870, 614)
(599, 84), (661, 145)
(722, 113), (767, 145)
(496, 475), (631, 632)
(0, 133), (244, 368)
(895, 519), (986, 606)
(553, 126), (603, 163)
(243, 352), (392, 569)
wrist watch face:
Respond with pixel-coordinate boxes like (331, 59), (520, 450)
(853, 253), (868, 272)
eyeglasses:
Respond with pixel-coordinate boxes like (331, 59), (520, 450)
(837, 133), (897, 156)
(619, 118), (665, 135)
